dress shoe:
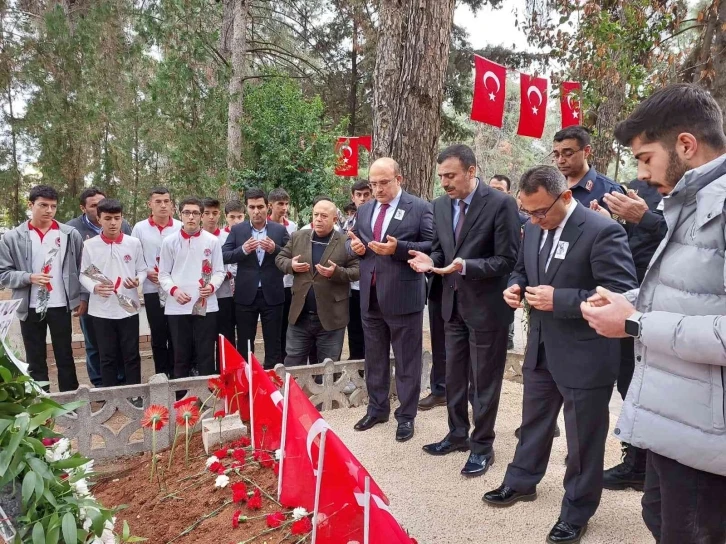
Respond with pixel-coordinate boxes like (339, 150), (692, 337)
(461, 452), (494, 477)
(395, 421), (414, 442)
(546, 519), (587, 544)
(418, 393), (446, 411)
(354, 414), (388, 431)
(422, 439), (469, 456)
(514, 424), (561, 440)
(482, 484), (537, 507)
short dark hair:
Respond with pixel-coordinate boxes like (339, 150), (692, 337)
(614, 83), (726, 149)
(178, 197), (203, 213)
(312, 195), (334, 206)
(79, 187), (105, 206)
(268, 188), (290, 203)
(436, 144), (477, 170)
(519, 166), (567, 198)
(490, 175), (511, 191)
(351, 180), (371, 194)
(97, 198), (123, 216)
(29, 185), (58, 203)
(343, 202), (357, 214)
(224, 200), (244, 214)
(201, 198), (221, 210)
(244, 188), (268, 205)
(553, 126), (591, 148)
(149, 186), (170, 198)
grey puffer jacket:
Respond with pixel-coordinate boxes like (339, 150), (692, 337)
(617, 154), (726, 476)
(0, 222), (84, 321)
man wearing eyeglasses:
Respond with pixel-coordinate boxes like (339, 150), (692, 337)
(552, 126), (626, 216)
(276, 197), (359, 366)
(482, 166), (636, 544)
(347, 157), (434, 443)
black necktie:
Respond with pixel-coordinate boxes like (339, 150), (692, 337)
(538, 229), (555, 283)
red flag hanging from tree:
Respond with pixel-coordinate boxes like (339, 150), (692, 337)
(517, 74), (548, 139)
(249, 353), (283, 451)
(358, 135), (372, 152)
(335, 137), (360, 176)
(471, 55), (507, 127)
(560, 81), (582, 128)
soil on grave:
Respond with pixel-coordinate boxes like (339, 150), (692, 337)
(93, 438), (303, 544)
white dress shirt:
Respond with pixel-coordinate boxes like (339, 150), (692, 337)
(370, 189), (403, 238)
(539, 198), (577, 272)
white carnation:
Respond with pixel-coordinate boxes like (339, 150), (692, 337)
(292, 507), (308, 521)
(205, 455), (220, 468)
(274, 449), (281, 461)
(214, 474), (230, 488)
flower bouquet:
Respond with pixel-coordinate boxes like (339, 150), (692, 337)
(36, 246), (59, 319)
(192, 259), (213, 316)
(154, 253), (167, 307)
(81, 265), (139, 314)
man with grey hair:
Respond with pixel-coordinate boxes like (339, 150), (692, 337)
(483, 165), (637, 544)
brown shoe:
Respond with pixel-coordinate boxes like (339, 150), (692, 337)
(418, 394), (446, 411)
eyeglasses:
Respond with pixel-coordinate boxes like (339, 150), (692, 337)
(369, 179), (395, 189)
(551, 148), (582, 160)
(181, 211), (201, 217)
(520, 191), (564, 219)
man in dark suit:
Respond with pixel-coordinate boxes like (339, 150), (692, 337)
(276, 197), (359, 365)
(409, 144), (521, 476)
(482, 166), (637, 544)
(222, 188), (289, 369)
(347, 157), (434, 442)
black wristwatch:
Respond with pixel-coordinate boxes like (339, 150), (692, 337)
(625, 311), (643, 338)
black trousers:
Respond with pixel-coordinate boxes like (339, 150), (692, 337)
(444, 298), (508, 455)
(217, 297), (236, 346)
(642, 450), (726, 544)
(361, 286), (423, 424)
(93, 315), (141, 387)
(20, 307), (78, 392)
(281, 287), (292, 360)
(284, 313), (345, 366)
(168, 313), (217, 378)
(504, 345), (612, 527)
(144, 293), (174, 377)
(235, 288), (283, 369)
(347, 288), (366, 360)
(427, 289), (447, 397)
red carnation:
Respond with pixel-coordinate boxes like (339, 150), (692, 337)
(233, 436), (251, 448)
(266, 511), (286, 528)
(231, 482), (247, 503)
(232, 510), (247, 528)
(214, 448), (228, 459)
(233, 449), (246, 463)
(291, 517), (313, 535)
(247, 488), (262, 510)
(258, 451), (274, 469)
(214, 410), (226, 419)
(208, 461), (224, 474)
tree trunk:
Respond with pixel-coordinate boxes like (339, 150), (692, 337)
(347, 15), (359, 135)
(372, 0), (456, 199)
(225, 0), (248, 199)
(590, 75), (626, 174)
(704, 1), (726, 127)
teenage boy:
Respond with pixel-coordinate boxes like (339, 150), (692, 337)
(217, 200), (246, 345)
(68, 187), (132, 387)
(131, 187), (182, 377)
(268, 188), (298, 360)
(159, 198), (225, 378)
(0, 185), (83, 391)
(79, 199), (146, 387)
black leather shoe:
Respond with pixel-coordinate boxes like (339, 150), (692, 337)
(418, 393), (446, 411)
(482, 484), (537, 507)
(603, 443), (646, 491)
(422, 439), (469, 456)
(461, 452), (494, 477)
(395, 421), (414, 442)
(515, 424), (561, 440)
(546, 519), (587, 543)
(354, 414), (389, 431)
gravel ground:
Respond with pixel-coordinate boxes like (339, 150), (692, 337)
(323, 382), (652, 544)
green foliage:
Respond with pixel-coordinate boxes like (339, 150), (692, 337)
(237, 78), (346, 218)
(0, 343), (142, 543)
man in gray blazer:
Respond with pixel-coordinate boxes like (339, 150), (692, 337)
(482, 166), (637, 544)
(347, 157), (433, 442)
(409, 144), (521, 477)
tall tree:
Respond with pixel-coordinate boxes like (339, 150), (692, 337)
(226, 0), (248, 197)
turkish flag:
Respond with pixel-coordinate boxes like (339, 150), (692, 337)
(335, 137), (360, 176)
(279, 377), (328, 510)
(218, 336), (249, 420)
(517, 74), (548, 139)
(365, 492), (416, 543)
(471, 55), (507, 127)
(561, 81), (582, 128)
(315, 431), (389, 544)
(249, 353), (283, 451)
(358, 135), (372, 152)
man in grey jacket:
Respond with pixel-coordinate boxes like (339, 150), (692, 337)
(582, 84), (726, 544)
(0, 185), (84, 392)
(67, 187), (132, 387)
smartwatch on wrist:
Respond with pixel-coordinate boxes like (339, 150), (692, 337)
(625, 311), (643, 339)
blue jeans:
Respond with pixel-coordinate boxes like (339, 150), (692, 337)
(80, 312), (125, 386)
